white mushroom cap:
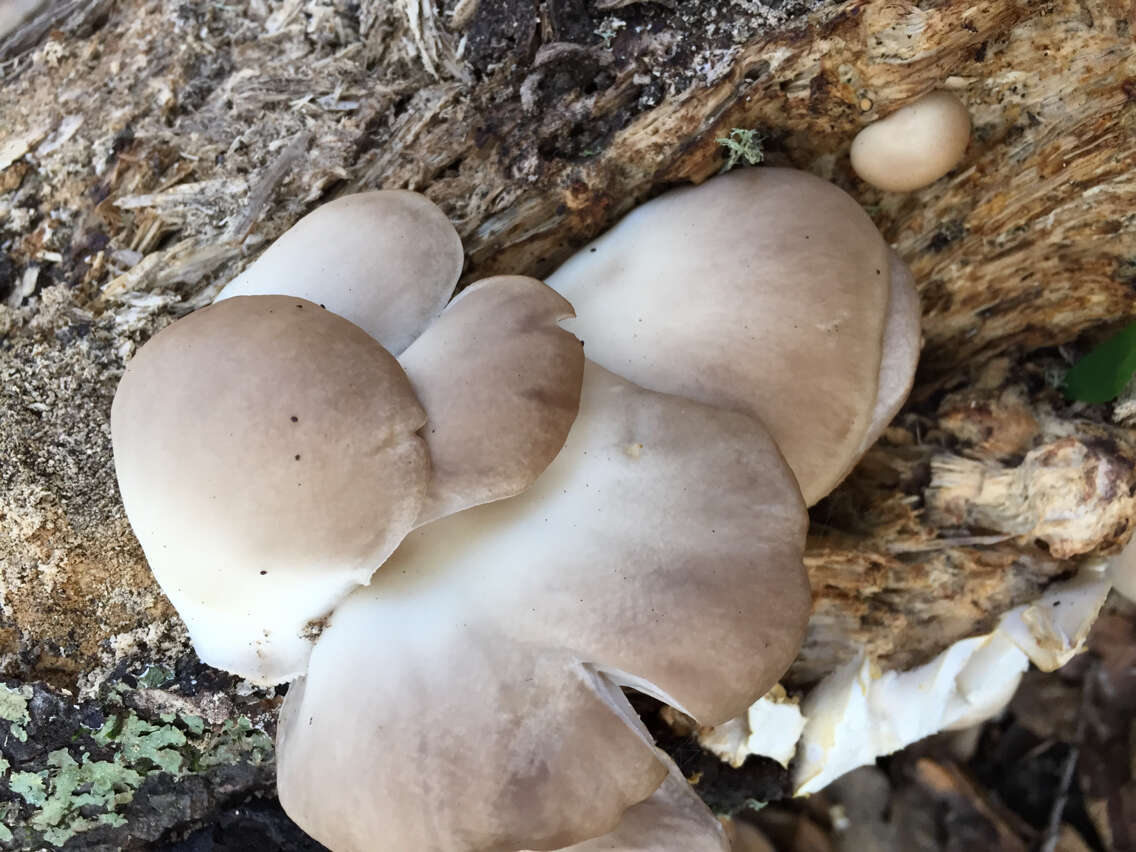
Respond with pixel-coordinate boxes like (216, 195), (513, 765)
(111, 296), (430, 683)
(850, 91), (971, 193)
(276, 362), (809, 851)
(547, 167), (921, 505)
(215, 191), (464, 355)
(113, 185), (588, 684)
(1110, 537), (1136, 602)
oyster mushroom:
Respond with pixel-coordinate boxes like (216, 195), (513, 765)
(111, 195), (584, 683)
(276, 362), (810, 851)
(547, 167), (921, 505)
(215, 190), (463, 355)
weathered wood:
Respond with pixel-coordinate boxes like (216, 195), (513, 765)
(2, 0), (1135, 846)
(0, 0), (1133, 711)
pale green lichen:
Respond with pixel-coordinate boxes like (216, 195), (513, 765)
(3, 692), (273, 849)
(0, 758), (12, 843)
(9, 770), (47, 806)
(594, 16), (626, 47)
(0, 805), (14, 844)
(95, 712), (188, 774)
(0, 683), (32, 743)
(180, 713), (205, 737)
(197, 715), (273, 770)
(137, 664), (174, 689)
(23, 748), (141, 843)
(716, 127), (765, 172)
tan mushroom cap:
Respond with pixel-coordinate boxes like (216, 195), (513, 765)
(111, 296), (429, 683)
(719, 818), (776, 852)
(399, 275), (585, 525)
(215, 191), (464, 355)
(280, 632), (667, 852)
(548, 167), (921, 506)
(850, 91), (971, 193)
(276, 362), (809, 852)
(553, 774), (731, 852)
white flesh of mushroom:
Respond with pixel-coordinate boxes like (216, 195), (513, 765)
(692, 565), (1113, 797)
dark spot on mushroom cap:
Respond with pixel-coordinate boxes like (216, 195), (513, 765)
(260, 570), (268, 575)
(295, 454), (301, 460)
(291, 416), (299, 422)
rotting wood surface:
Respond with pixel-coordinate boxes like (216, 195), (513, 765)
(1, 0), (1134, 696)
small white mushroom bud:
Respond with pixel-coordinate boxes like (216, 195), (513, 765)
(850, 91), (971, 193)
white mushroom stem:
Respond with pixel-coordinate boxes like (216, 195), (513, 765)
(793, 634), (1030, 797)
(695, 565), (1113, 797)
(698, 684), (806, 769)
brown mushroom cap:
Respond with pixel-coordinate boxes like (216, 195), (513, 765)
(276, 362), (809, 851)
(111, 296), (429, 683)
(215, 191), (464, 355)
(719, 817), (776, 852)
(547, 167), (921, 505)
(399, 275), (585, 525)
(850, 91), (971, 193)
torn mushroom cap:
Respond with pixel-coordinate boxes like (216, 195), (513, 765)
(111, 296), (429, 684)
(547, 167), (921, 505)
(720, 817), (776, 852)
(215, 190), (464, 355)
(276, 362), (810, 852)
(850, 91), (971, 193)
(112, 277), (585, 684)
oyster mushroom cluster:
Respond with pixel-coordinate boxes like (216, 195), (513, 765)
(111, 168), (921, 852)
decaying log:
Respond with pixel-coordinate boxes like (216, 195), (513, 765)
(2, 0), (1132, 687)
(0, 0), (1135, 842)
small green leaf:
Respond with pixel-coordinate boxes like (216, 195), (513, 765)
(1063, 321), (1136, 403)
